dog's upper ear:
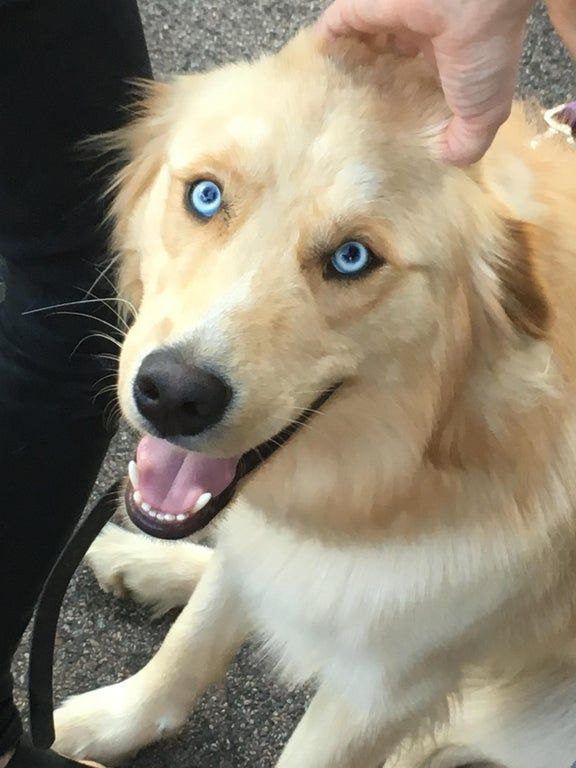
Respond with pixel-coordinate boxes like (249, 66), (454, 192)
(485, 218), (551, 340)
(106, 79), (174, 230)
(97, 80), (176, 312)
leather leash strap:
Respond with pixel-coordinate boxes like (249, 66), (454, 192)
(28, 480), (123, 748)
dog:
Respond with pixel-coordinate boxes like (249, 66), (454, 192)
(53, 28), (576, 768)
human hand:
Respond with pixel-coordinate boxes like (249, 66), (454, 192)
(547, 0), (576, 58)
(317, 0), (536, 165)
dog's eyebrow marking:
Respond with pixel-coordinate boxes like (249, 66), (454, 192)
(309, 133), (333, 162)
(225, 116), (271, 149)
(323, 163), (381, 210)
(168, 117), (271, 173)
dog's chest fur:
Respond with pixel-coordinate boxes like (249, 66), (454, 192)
(218, 505), (523, 713)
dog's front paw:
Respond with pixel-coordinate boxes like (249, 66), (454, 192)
(54, 674), (187, 764)
(86, 524), (208, 616)
(86, 525), (136, 601)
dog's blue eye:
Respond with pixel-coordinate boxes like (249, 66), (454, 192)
(330, 241), (372, 276)
(188, 180), (222, 219)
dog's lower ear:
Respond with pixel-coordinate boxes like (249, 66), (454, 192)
(103, 80), (174, 320)
(489, 218), (551, 340)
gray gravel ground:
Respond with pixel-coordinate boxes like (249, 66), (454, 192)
(10, 2), (576, 767)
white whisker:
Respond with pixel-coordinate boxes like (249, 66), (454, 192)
(70, 332), (123, 358)
(45, 309), (125, 338)
(86, 254), (121, 299)
(22, 296), (129, 317)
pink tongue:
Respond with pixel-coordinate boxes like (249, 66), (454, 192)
(136, 435), (239, 515)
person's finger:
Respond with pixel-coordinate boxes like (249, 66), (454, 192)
(361, 31), (396, 53)
(316, 0), (405, 41)
(390, 30), (427, 57)
(439, 113), (506, 164)
(433, 33), (522, 164)
(547, 0), (576, 57)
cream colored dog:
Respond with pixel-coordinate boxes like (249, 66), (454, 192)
(53, 29), (576, 768)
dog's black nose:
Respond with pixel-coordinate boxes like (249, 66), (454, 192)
(133, 349), (232, 437)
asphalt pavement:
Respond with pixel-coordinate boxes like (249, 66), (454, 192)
(11, 2), (576, 767)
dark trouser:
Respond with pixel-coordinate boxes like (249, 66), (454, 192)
(0, 0), (151, 753)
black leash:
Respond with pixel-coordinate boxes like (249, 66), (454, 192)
(28, 479), (123, 749)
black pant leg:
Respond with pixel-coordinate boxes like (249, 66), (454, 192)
(0, 0), (151, 753)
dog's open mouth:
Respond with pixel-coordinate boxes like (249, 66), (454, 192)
(125, 386), (339, 539)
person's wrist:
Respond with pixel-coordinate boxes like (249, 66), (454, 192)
(546, 0), (576, 56)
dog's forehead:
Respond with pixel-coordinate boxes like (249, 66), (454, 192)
(168, 106), (388, 204)
(169, 55), (391, 161)
(161, 56), (415, 221)
(169, 101), (276, 170)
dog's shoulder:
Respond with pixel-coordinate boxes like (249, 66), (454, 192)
(215, 502), (526, 704)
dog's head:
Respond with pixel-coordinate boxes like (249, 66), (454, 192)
(110, 30), (551, 537)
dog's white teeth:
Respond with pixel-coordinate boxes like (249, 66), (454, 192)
(127, 461), (212, 524)
(192, 492), (212, 514)
(139, 504), (183, 523)
(128, 460), (139, 489)
(137, 503), (191, 524)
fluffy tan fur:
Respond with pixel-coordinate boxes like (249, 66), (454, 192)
(54, 29), (576, 768)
